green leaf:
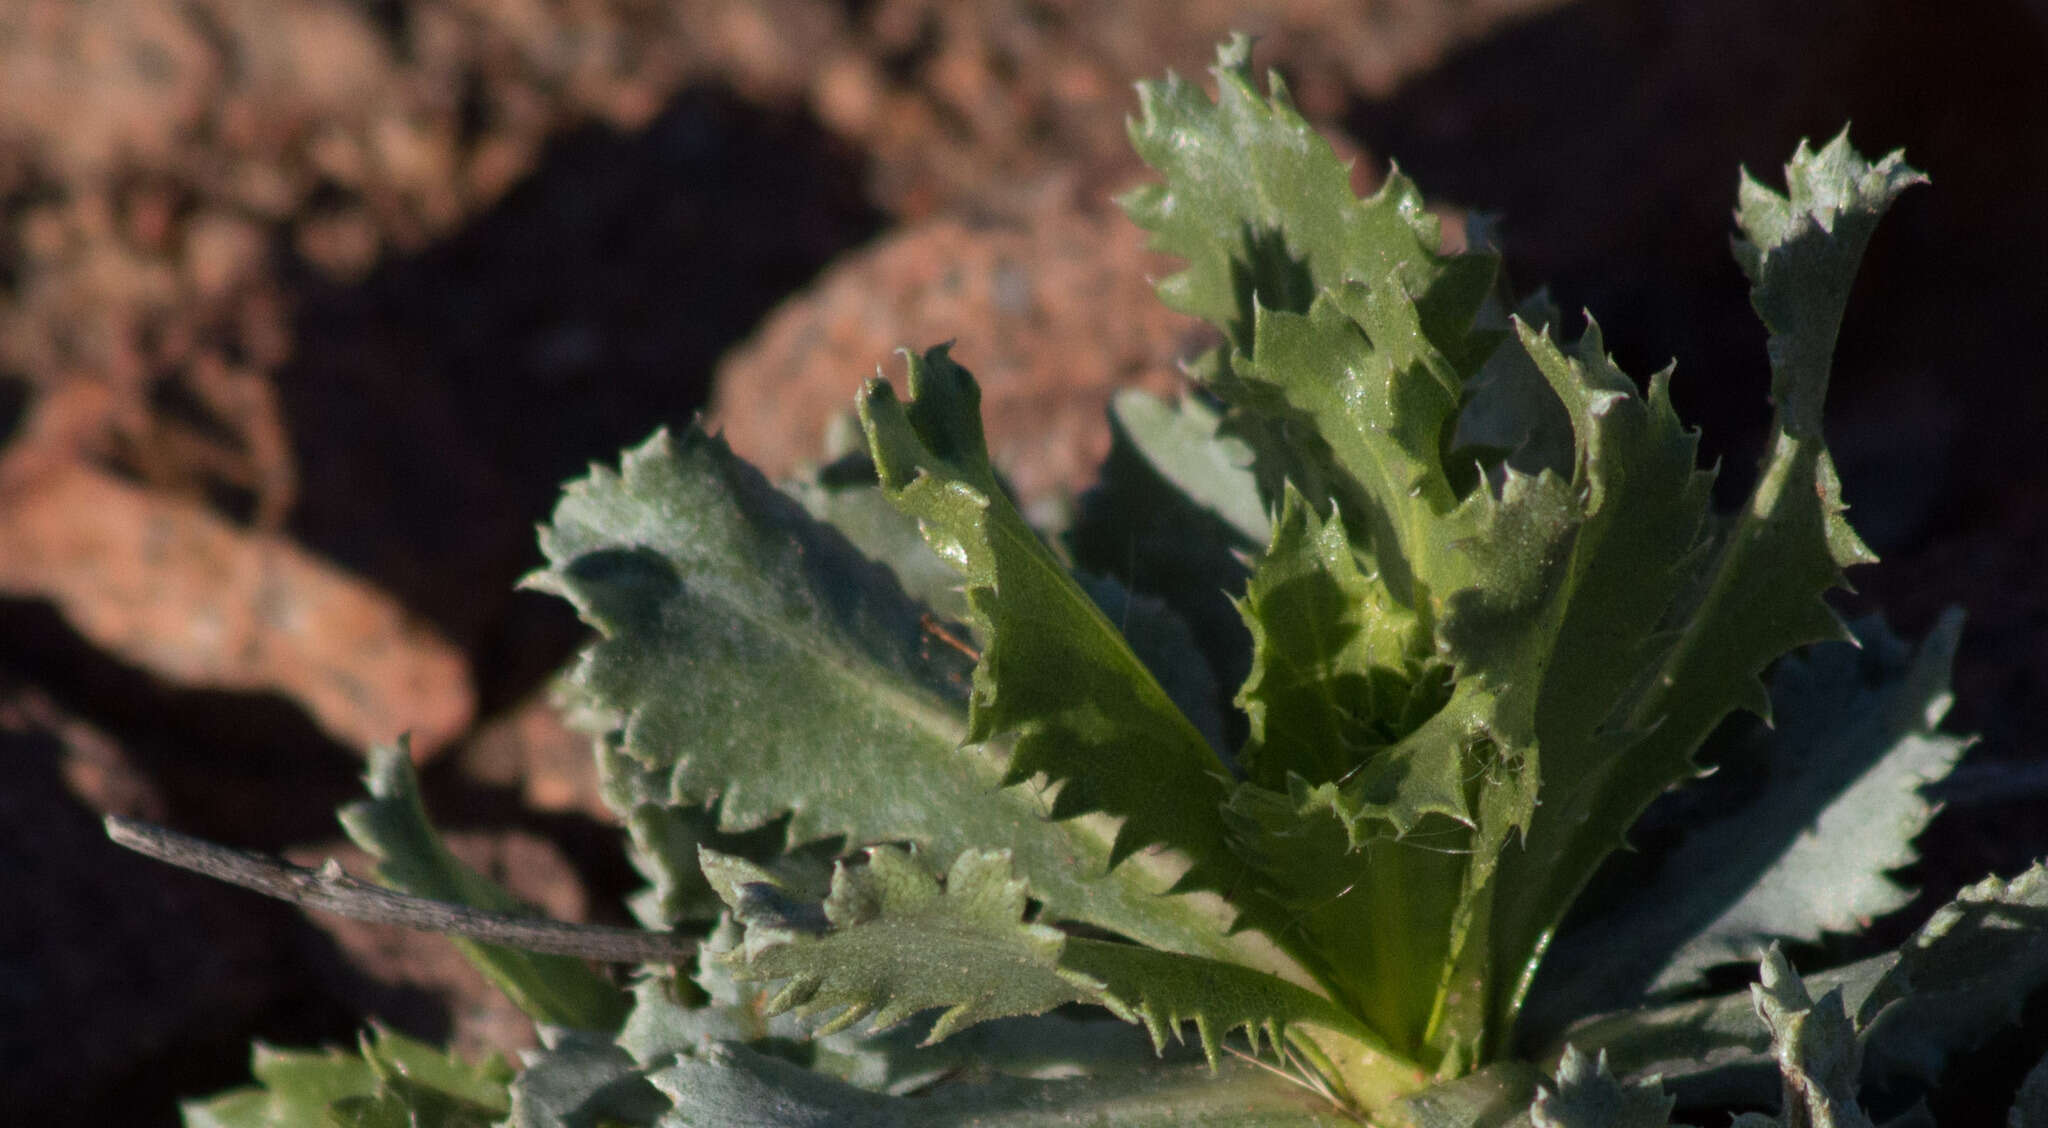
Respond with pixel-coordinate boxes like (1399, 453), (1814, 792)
(1103, 389), (1269, 545)
(1857, 863), (2048, 1084)
(704, 841), (1413, 1109)
(1732, 130), (1930, 442)
(1122, 37), (1501, 590)
(338, 743), (629, 1031)
(1058, 935), (1388, 1073)
(1619, 129), (1923, 817)
(618, 922), (824, 1064)
(506, 1027), (671, 1128)
(1121, 35), (1494, 361)
(1559, 864), (2048, 1109)
(708, 844), (1380, 1078)
(1528, 612), (1969, 1026)
(1068, 391), (1262, 749)
(1229, 281), (1501, 613)
(184, 1045), (379, 1128)
(713, 845), (1086, 1042)
(530, 427), (1280, 975)
(1080, 572), (1230, 754)
(785, 451), (973, 624)
(649, 1042), (891, 1127)
(1233, 489), (1443, 790)
(1391, 1061), (1545, 1128)
(1675, 617), (1965, 951)
(1528, 1047), (1676, 1128)
(650, 1042), (1349, 1127)
(1749, 947), (1875, 1128)
(1546, 949), (1889, 1114)
(183, 1028), (513, 1128)
(858, 347), (1249, 898)
(1223, 777), (1465, 1056)
(624, 913), (1189, 1095)
(1477, 135), (1921, 1055)
(1450, 290), (1574, 482)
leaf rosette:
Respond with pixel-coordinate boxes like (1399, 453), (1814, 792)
(140, 32), (2048, 1128)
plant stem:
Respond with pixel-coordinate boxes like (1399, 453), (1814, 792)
(105, 816), (694, 963)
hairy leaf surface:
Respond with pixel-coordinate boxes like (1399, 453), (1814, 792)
(1477, 132), (1924, 1056)
(712, 845), (1084, 1042)
(1122, 35), (1494, 363)
(858, 347), (1249, 896)
(506, 1028), (669, 1128)
(1528, 1047), (1676, 1128)
(1530, 614), (1968, 1026)
(530, 428), (1276, 969)
(648, 1043), (1348, 1127)
(1558, 864), (2048, 1111)
(707, 844), (1379, 1075)
(1749, 948), (1875, 1128)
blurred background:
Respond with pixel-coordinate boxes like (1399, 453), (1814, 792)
(4, 1), (2045, 1121)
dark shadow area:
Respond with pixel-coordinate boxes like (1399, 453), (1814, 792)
(1, 683), (450, 1128)
(1347, 0), (2048, 526)
(0, 598), (365, 845)
(0, 372), (27, 445)
(275, 83), (886, 715)
(0, 600), (642, 1126)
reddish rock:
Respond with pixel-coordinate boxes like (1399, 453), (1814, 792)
(0, 453), (474, 755)
(711, 192), (1210, 507)
(461, 697), (611, 822)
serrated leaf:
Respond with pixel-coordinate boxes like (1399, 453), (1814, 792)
(338, 742), (629, 1031)
(1560, 864), (2048, 1110)
(650, 1042), (1347, 1127)
(784, 451), (972, 623)
(1732, 131), (1930, 441)
(857, 347), (1247, 893)
(715, 845), (1084, 1042)
(1857, 863), (2048, 1085)
(183, 1028), (513, 1128)
(1450, 290), (1574, 482)
(623, 951), (1175, 1097)
(1231, 281), (1491, 610)
(1223, 777), (1465, 1056)
(1122, 35), (1494, 362)
(1234, 489), (1442, 789)
(1122, 38), (1501, 593)
(1058, 935), (1389, 1074)
(1654, 616), (1963, 962)
(617, 924), (826, 1064)
(708, 843), (1390, 1101)
(1548, 959), (1874, 1114)
(1527, 613), (1969, 1026)
(506, 1027), (671, 1128)
(1529, 1046), (1675, 1128)
(529, 427), (1284, 976)
(1751, 947), (1875, 1128)
(1477, 135), (1921, 1057)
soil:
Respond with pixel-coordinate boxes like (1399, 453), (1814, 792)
(2, 1), (2043, 1123)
